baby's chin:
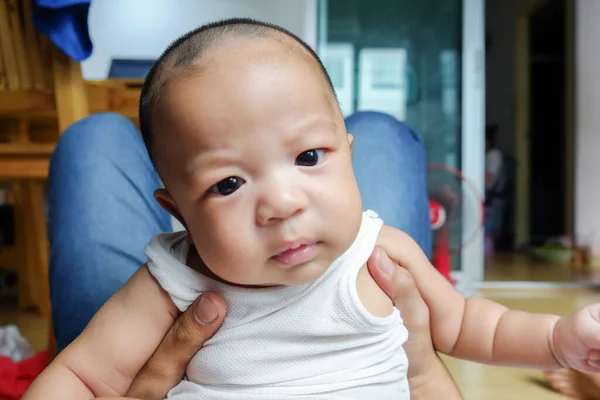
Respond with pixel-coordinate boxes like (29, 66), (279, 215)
(210, 259), (334, 289)
(272, 258), (335, 286)
(190, 244), (341, 288)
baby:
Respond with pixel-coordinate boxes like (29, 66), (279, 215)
(24, 18), (600, 399)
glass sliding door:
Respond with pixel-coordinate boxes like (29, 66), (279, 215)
(317, 0), (485, 292)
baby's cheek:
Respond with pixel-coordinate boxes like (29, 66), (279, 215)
(204, 227), (259, 275)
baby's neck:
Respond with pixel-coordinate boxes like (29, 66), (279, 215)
(186, 246), (284, 289)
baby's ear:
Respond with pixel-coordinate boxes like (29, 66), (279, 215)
(154, 189), (193, 243)
(347, 133), (354, 151)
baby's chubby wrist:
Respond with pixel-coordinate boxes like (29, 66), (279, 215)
(551, 314), (574, 368)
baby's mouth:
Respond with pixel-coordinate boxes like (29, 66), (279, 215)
(274, 240), (319, 266)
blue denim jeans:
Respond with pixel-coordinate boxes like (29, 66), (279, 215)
(48, 111), (431, 350)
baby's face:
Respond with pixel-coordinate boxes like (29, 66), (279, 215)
(154, 37), (363, 286)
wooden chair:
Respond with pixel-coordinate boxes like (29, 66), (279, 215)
(0, 0), (146, 363)
(0, 0), (89, 362)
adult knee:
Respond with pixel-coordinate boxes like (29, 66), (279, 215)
(345, 111), (425, 153)
(346, 111), (431, 256)
(51, 112), (141, 170)
(47, 112), (152, 250)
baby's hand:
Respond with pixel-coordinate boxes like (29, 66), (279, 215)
(553, 304), (600, 373)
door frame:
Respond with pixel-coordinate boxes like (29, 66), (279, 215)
(455, 0), (486, 294)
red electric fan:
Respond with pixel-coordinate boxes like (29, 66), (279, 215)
(427, 163), (484, 284)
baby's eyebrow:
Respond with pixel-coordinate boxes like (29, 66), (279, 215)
(184, 150), (235, 177)
(329, 120), (341, 135)
(287, 116), (340, 142)
(314, 120), (341, 141)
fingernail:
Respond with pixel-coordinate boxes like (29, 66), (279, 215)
(196, 295), (218, 324)
(378, 250), (395, 277)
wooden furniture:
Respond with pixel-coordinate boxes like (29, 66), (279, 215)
(0, 0), (145, 364)
(87, 79), (142, 123)
(0, 78), (143, 312)
(0, 0), (90, 320)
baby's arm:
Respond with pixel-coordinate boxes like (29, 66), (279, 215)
(377, 226), (563, 369)
(23, 266), (179, 399)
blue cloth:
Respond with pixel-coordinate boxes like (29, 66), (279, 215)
(33, 0), (92, 61)
(47, 111), (432, 351)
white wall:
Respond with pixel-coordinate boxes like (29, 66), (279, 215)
(575, 0), (600, 253)
(82, 0), (317, 79)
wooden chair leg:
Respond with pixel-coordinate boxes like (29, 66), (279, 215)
(11, 179), (50, 318)
(12, 181), (36, 309)
(26, 179), (50, 318)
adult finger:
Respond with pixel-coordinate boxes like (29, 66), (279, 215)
(367, 248), (430, 330)
(367, 248), (436, 377)
(126, 292), (226, 400)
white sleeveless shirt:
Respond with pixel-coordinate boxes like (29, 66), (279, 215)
(146, 210), (410, 399)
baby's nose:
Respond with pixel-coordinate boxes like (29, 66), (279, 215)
(256, 183), (308, 225)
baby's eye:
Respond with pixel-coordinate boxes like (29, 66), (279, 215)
(209, 177), (245, 196)
(295, 149), (326, 167)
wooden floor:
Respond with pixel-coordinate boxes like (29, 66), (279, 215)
(3, 287), (598, 399)
(445, 288), (600, 399)
(485, 251), (600, 283)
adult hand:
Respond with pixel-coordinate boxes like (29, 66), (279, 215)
(367, 247), (463, 399)
(124, 292), (226, 400)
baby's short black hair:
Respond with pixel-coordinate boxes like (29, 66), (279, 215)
(139, 17), (337, 166)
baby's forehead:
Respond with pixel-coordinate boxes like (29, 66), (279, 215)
(158, 39), (324, 112)
(153, 34), (341, 160)
(162, 37), (335, 110)
(197, 35), (320, 77)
